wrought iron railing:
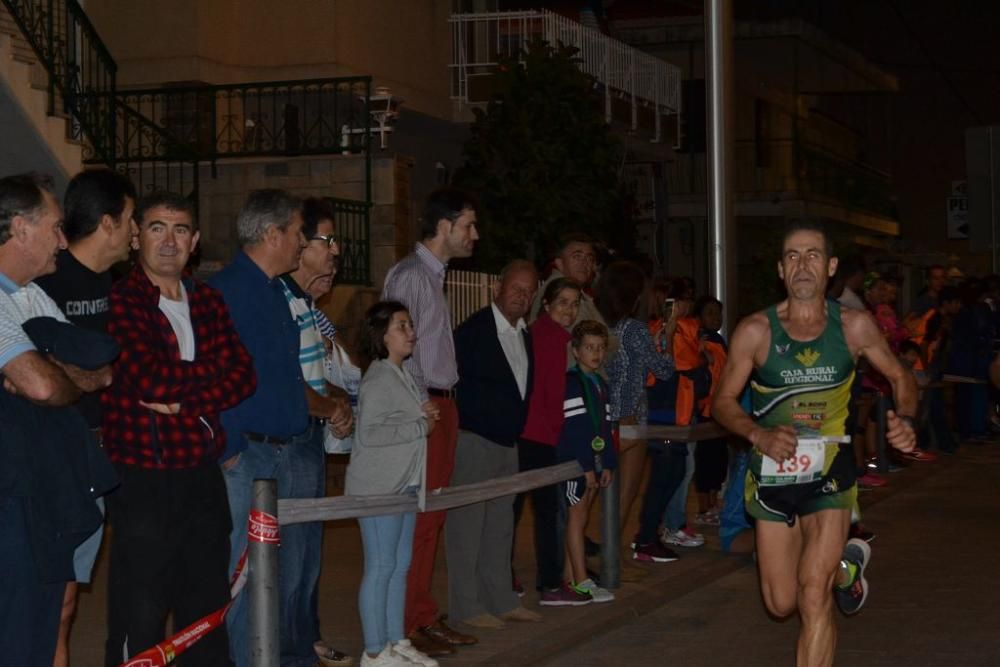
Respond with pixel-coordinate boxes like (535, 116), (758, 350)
(328, 197), (371, 286)
(2, 0), (374, 285)
(110, 99), (199, 201)
(113, 77), (372, 161)
(2, 0), (117, 163)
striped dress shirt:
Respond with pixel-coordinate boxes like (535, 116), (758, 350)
(382, 243), (457, 401)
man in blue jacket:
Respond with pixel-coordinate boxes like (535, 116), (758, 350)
(445, 259), (543, 628)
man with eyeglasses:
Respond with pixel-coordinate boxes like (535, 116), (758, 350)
(277, 196), (353, 667)
(211, 189), (348, 667)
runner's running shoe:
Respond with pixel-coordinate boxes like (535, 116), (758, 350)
(835, 538), (871, 615)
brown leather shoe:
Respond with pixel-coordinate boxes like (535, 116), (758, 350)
(420, 619), (478, 646)
(407, 629), (454, 657)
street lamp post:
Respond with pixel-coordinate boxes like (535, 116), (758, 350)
(705, 0), (736, 332)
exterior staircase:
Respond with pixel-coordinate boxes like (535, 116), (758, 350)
(1, 0), (376, 285)
(0, 2), (82, 182)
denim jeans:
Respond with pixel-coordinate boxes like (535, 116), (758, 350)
(358, 511), (416, 655)
(663, 442), (696, 531)
(223, 424), (325, 667)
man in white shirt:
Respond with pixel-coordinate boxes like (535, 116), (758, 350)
(101, 191), (255, 666)
(446, 260), (543, 628)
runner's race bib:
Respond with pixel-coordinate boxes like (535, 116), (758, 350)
(759, 439), (827, 486)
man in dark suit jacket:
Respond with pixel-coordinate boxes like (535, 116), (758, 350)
(445, 260), (543, 627)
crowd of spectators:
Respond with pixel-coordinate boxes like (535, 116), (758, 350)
(4, 171), (999, 667)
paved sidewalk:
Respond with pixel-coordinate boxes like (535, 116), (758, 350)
(71, 443), (999, 666)
(544, 444), (1000, 666)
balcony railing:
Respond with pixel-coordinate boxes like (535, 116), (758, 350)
(666, 139), (896, 219)
(113, 78), (372, 162)
(450, 9), (681, 142)
(2, 0), (377, 285)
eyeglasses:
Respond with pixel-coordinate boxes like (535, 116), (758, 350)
(310, 234), (340, 250)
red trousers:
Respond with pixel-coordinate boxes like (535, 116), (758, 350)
(404, 397), (458, 633)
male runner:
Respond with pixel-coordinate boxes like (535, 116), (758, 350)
(712, 221), (917, 667)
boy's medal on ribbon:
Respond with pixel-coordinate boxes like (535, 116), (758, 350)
(579, 373), (605, 457)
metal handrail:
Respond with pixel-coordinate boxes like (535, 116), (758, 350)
(2, 0), (117, 163)
(449, 9), (681, 140)
(114, 76), (372, 161)
(3, 0), (374, 285)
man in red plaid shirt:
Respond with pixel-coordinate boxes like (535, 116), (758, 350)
(101, 191), (256, 667)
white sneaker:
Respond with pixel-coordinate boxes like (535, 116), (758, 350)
(660, 527), (705, 548)
(361, 646), (408, 667)
(575, 578), (615, 603)
(391, 639), (438, 667)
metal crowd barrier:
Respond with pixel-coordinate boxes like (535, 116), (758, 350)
(246, 422), (732, 666)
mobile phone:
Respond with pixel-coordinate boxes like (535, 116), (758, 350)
(663, 298), (675, 320)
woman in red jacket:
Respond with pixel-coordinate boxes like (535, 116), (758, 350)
(515, 277), (588, 606)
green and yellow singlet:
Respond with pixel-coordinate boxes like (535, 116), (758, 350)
(749, 300), (855, 479)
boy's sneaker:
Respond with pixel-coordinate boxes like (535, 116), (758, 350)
(539, 584), (593, 607)
(661, 527), (705, 548)
(835, 538), (871, 615)
(392, 639), (439, 667)
(574, 578), (614, 603)
(632, 541), (680, 563)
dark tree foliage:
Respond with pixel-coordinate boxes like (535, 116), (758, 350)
(453, 39), (637, 271)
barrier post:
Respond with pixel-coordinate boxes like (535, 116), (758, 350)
(249, 479), (280, 667)
(600, 472), (621, 589)
(875, 393), (889, 474)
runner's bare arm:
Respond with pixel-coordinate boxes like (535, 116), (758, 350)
(712, 313), (798, 462)
(843, 309), (917, 452)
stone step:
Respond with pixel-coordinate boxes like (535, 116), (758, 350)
(0, 7), (40, 65)
(0, 27), (83, 176)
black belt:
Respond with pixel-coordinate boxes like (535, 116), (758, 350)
(427, 387), (456, 399)
(243, 431), (291, 446)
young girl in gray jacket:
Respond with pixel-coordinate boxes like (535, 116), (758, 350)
(346, 301), (441, 667)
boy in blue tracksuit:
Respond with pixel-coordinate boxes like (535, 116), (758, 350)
(558, 320), (618, 603)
